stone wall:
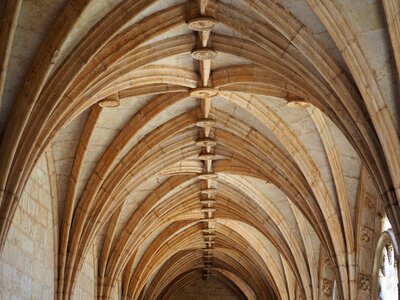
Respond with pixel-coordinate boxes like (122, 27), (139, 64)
(173, 277), (240, 300)
(0, 155), (56, 299)
(0, 151), (99, 300)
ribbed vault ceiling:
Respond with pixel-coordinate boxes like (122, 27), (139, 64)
(0, 0), (399, 299)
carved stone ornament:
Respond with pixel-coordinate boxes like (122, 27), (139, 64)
(191, 87), (219, 98)
(201, 188), (218, 196)
(286, 100), (310, 109)
(195, 137), (217, 147)
(358, 274), (371, 294)
(324, 254), (333, 270)
(192, 47), (218, 60)
(198, 172), (218, 180)
(187, 16), (218, 31)
(322, 278), (333, 296)
(198, 152), (216, 160)
(360, 226), (373, 243)
(201, 207), (216, 213)
(200, 199), (216, 205)
(364, 193), (376, 210)
(196, 118), (216, 128)
(98, 94), (120, 108)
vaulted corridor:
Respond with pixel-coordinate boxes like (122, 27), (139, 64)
(0, 0), (399, 299)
